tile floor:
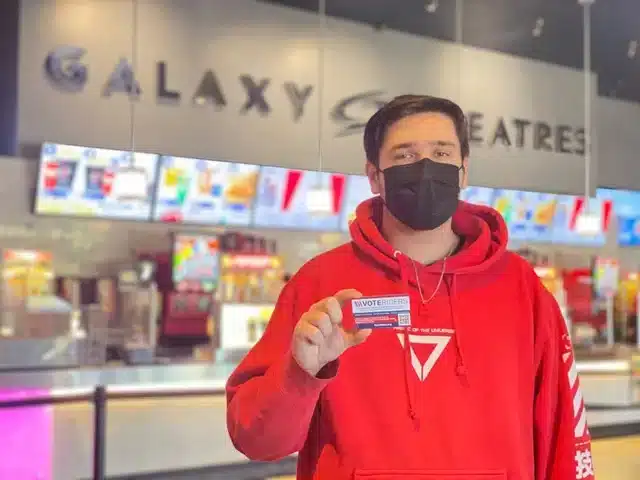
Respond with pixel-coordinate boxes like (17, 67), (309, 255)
(591, 435), (640, 480)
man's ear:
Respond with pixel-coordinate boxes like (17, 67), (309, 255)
(460, 157), (469, 189)
(365, 161), (381, 195)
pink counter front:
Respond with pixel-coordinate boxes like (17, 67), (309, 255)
(0, 389), (53, 480)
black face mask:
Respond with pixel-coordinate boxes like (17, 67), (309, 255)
(381, 157), (461, 231)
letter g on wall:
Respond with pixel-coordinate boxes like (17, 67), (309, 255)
(44, 45), (88, 92)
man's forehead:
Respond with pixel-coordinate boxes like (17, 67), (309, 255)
(383, 112), (459, 145)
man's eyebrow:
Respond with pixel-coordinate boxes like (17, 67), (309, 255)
(389, 140), (456, 150)
(432, 140), (457, 148)
(389, 142), (416, 151)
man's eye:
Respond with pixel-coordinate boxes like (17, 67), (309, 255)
(394, 152), (415, 161)
(435, 151), (451, 159)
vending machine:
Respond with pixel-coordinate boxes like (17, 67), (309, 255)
(157, 234), (218, 348)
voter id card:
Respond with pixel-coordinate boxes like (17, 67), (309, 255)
(351, 295), (411, 329)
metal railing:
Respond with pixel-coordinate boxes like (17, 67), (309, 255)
(0, 382), (638, 479)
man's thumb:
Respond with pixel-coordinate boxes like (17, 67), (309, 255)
(347, 328), (372, 347)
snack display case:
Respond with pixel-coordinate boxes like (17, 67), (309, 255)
(215, 236), (283, 362)
(0, 249), (79, 368)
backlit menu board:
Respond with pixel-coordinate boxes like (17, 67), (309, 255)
(491, 189), (557, 243)
(460, 186), (494, 207)
(340, 175), (374, 232)
(35, 143), (158, 220)
(153, 156), (259, 226)
(597, 188), (640, 246)
(252, 167), (346, 231)
(550, 195), (608, 246)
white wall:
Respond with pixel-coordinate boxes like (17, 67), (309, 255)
(18, 0), (595, 195)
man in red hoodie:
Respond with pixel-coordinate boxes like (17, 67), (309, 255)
(227, 95), (595, 480)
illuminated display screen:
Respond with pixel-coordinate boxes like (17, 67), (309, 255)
(339, 175), (374, 232)
(35, 143), (159, 220)
(172, 234), (220, 289)
(597, 188), (640, 246)
(252, 166), (346, 231)
(153, 156), (259, 226)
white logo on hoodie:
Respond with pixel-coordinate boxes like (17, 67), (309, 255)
(397, 333), (452, 382)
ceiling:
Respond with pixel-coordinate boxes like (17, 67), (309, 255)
(260, 0), (640, 104)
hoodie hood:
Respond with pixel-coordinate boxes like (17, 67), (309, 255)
(349, 196), (507, 280)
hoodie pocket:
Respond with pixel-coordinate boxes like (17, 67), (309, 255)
(354, 469), (507, 480)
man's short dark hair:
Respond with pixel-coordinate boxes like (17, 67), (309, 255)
(363, 94), (470, 167)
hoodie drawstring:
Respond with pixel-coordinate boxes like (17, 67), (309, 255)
(394, 251), (469, 433)
(394, 251), (421, 431)
(444, 275), (469, 383)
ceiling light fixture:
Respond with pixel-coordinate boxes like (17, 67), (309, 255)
(628, 40), (638, 58)
(425, 0), (439, 14)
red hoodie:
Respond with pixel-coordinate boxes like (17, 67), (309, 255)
(226, 198), (595, 480)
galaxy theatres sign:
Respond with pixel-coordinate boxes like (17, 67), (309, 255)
(43, 46), (585, 154)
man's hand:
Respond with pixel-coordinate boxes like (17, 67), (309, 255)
(292, 289), (372, 377)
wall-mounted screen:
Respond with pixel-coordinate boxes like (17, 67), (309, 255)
(460, 186), (494, 207)
(153, 156), (259, 226)
(340, 175), (374, 232)
(550, 195), (609, 246)
(35, 143), (158, 220)
(252, 166), (346, 231)
(597, 188), (640, 246)
(491, 189), (557, 243)
(462, 186), (609, 246)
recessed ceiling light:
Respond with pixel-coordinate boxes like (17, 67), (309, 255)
(424, 0), (438, 14)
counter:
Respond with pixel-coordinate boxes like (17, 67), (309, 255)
(0, 362), (232, 391)
(577, 354), (639, 408)
(0, 358), (635, 403)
